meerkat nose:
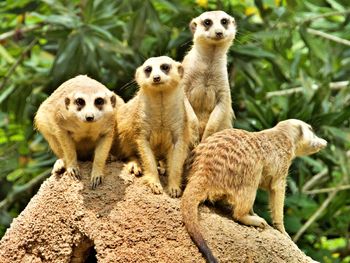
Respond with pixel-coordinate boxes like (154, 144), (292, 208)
(86, 116), (94, 122)
(320, 139), (327, 147)
(215, 31), (223, 38)
(153, 76), (161, 83)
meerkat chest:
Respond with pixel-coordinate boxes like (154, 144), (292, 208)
(69, 122), (105, 144)
(185, 61), (227, 114)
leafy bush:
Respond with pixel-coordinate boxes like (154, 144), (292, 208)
(0, 0), (349, 261)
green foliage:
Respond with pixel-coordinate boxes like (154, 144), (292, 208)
(0, 0), (349, 260)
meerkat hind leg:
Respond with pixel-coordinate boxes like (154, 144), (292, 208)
(229, 191), (268, 228)
(126, 158), (143, 177)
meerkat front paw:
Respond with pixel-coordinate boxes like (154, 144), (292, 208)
(149, 182), (163, 194)
(66, 166), (81, 180)
(273, 223), (290, 237)
(126, 160), (142, 177)
(168, 184), (182, 198)
(143, 176), (163, 194)
(91, 173), (102, 190)
(52, 159), (66, 176)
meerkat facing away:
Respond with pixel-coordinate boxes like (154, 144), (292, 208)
(113, 56), (193, 197)
(181, 119), (327, 263)
(182, 10), (236, 141)
(35, 75), (123, 189)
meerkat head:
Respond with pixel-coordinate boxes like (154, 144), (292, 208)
(64, 76), (117, 123)
(276, 119), (327, 157)
(135, 56), (184, 92)
(189, 10), (236, 46)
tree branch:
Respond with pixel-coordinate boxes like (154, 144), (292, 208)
(304, 184), (350, 195)
(301, 9), (350, 24)
(0, 24), (41, 42)
(307, 28), (350, 47)
(0, 38), (38, 91)
(266, 81), (349, 98)
(302, 168), (328, 192)
(0, 168), (51, 212)
(293, 189), (338, 242)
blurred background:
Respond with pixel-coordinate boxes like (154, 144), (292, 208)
(0, 0), (349, 261)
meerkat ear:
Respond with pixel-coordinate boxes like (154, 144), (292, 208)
(110, 94), (116, 108)
(135, 67), (141, 81)
(64, 97), (70, 110)
(189, 19), (197, 34)
(177, 64), (184, 78)
(297, 124), (304, 139)
(232, 17), (236, 25)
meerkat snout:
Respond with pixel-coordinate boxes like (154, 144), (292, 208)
(190, 10), (236, 44)
(277, 119), (327, 156)
(153, 75), (161, 83)
(68, 91), (115, 123)
(136, 56), (183, 91)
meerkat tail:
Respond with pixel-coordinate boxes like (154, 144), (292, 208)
(181, 180), (218, 263)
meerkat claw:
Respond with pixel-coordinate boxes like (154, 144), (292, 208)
(168, 186), (182, 198)
(127, 161), (142, 177)
(66, 166), (81, 180)
(91, 175), (102, 190)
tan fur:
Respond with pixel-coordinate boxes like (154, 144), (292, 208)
(34, 75), (123, 189)
(182, 10), (237, 141)
(113, 56), (193, 197)
(181, 119), (327, 262)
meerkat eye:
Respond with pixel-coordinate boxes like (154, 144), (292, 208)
(144, 66), (152, 73)
(221, 18), (228, 25)
(95, 97), (105, 106)
(75, 98), (85, 106)
(203, 19), (212, 27)
(160, 64), (170, 73)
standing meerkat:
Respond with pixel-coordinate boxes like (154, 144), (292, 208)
(35, 75), (123, 189)
(182, 10), (237, 141)
(114, 56), (193, 197)
(181, 119), (327, 263)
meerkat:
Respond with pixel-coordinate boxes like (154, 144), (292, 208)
(113, 56), (193, 197)
(35, 75), (123, 189)
(182, 10), (236, 141)
(181, 119), (327, 263)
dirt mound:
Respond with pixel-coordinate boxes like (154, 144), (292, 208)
(0, 161), (315, 262)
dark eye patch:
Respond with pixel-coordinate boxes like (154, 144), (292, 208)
(75, 98), (85, 111)
(221, 18), (229, 28)
(94, 97), (105, 109)
(160, 64), (170, 74)
(203, 19), (212, 29)
(144, 66), (152, 75)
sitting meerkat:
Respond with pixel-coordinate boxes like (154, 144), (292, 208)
(35, 75), (123, 189)
(181, 119), (327, 263)
(182, 10), (237, 141)
(114, 56), (192, 197)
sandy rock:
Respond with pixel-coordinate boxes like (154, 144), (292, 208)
(0, 162), (315, 263)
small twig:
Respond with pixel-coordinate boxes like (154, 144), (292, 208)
(301, 9), (350, 24)
(302, 168), (328, 192)
(266, 81), (349, 98)
(0, 24), (41, 42)
(293, 189), (338, 242)
(0, 38), (37, 91)
(304, 184), (350, 195)
(0, 168), (51, 212)
(307, 28), (350, 47)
